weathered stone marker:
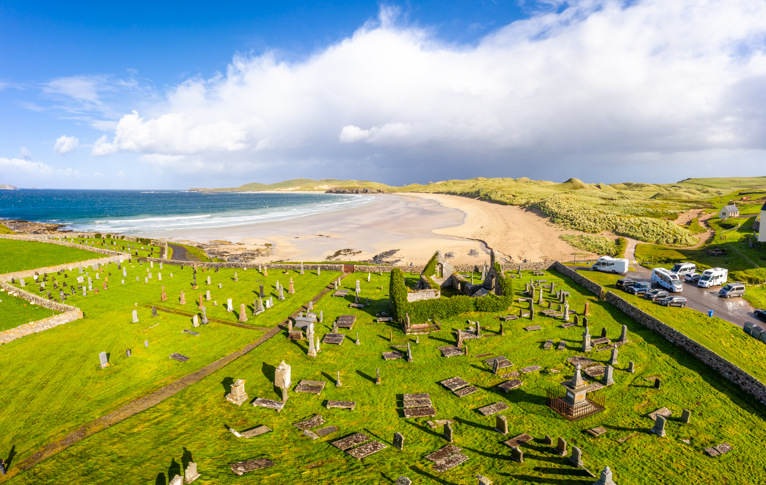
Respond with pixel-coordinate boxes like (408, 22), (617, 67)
(593, 466), (617, 485)
(132, 310), (139, 323)
(602, 365), (615, 386)
(654, 378), (661, 389)
(628, 361), (635, 373)
(275, 360), (292, 402)
(99, 351), (109, 369)
(393, 432), (404, 450)
(681, 409), (692, 424)
(608, 348), (619, 366)
(651, 415), (667, 437)
(495, 414), (508, 435)
(556, 437), (567, 456)
(569, 446), (583, 467)
(444, 423), (453, 442)
(226, 379), (248, 406)
(239, 303), (248, 322)
(511, 446), (524, 463)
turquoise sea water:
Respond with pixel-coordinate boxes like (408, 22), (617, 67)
(0, 190), (374, 234)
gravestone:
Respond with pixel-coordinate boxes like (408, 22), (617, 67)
(495, 415), (508, 435)
(628, 361), (635, 373)
(201, 307), (209, 324)
(126, 349), (131, 358)
(654, 378), (661, 389)
(651, 415), (667, 437)
(556, 437), (567, 456)
(239, 303), (248, 322)
(226, 379), (248, 406)
(681, 409), (691, 424)
(132, 310), (139, 323)
(570, 446), (583, 467)
(608, 348), (619, 366)
(192, 315), (199, 327)
(444, 423), (453, 442)
(152, 306), (157, 317)
(145, 340), (148, 348)
(227, 298), (233, 312)
(394, 432), (404, 450)
(206, 290), (211, 301)
(582, 329), (592, 352)
(602, 365), (615, 386)
(510, 446), (523, 463)
(619, 325), (628, 343)
(99, 351), (109, 369)
(593, 466), (617, 485)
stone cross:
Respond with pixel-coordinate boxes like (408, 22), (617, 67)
(602, 365), (615, 386)
(495, 414), (508, 434)
(651, 415), (667, 437)
(132, 310), (139, 323)
(393, 432), (404, 450)
(569, 446), (583, 467)
(556, 437), (567, 456)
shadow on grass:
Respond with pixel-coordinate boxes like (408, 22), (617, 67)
(462, 445), (512, 462)
(182, 447), (193, 470)
(5, 445), (15, 470)
(454, 416), (495, 433)
(154, 473), (166, 485)
(380, 473), (398, 483)
(408, 465), (457, 485)
(405, 420), (442, 439)
(221, 377), (234, 397)
(167, 458), (181, 483)
(356, 370), (376, 384)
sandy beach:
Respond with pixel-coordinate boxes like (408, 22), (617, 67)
(149, 193), (593, 264)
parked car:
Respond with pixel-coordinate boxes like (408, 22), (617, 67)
(684, 273), (701, 283)
(658, 296), (688, 308)
(644, 289), (669, 301)
(616, 278), (637, 290)
(707, 248), (728, 256)
(627, 281), (652, 295)
(719, 283), (746, 298)
(755, 309), (766, 322)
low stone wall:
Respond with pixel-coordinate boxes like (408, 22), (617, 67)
(0, 254), (126, 283)
(407, 289), (440, 302)
(551, 262), (604, 297)
(0, 281), (79, 313)
(0, 309), (84, 346)
(605, 291), (766, 406)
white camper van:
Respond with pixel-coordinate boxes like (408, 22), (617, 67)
(592, 256), (630, 275)
(697, 268), (728, 288)
(670, 262), (696, 278)
(651, 268), (683, 292)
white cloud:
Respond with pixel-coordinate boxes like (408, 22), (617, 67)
(18, 147), (32, 160)
(0, 157), (52, 174)
(82, 1), (766, 180)
(54, 135), (80, 155)
(43, 75), (107, 103)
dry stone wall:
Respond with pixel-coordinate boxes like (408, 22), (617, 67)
(551, 262), (604, 297)
(0, 281), (79, 313)
(606, 291), (766, 406)
(0, 309), (84, 346)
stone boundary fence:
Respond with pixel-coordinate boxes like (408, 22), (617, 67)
(0, 254), (126, 282)
(550, 261), (604, 297)
(0, 309), (84, 346)
(0, 281), (79, 313)
(604, 291), (766, 406)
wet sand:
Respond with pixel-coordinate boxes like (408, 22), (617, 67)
(147, 193), (591, 264)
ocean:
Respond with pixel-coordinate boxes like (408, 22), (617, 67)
(0, 189), (375, 234)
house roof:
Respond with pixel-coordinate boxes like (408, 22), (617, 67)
(723, 205), (738, 212)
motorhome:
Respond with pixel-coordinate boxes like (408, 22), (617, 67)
(670, 262), (696, 277)
(592, 256), (629, 274)
(697, 268), (728, 288)
(651, 268), (683, 292)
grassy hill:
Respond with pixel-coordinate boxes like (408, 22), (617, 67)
(190, 178), (392, 193)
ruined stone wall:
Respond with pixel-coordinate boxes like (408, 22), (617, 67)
(551, 261), (604, 297)
(406, 289), (441, 302)
(0, 309), (84, 346)
(0, 254), (125, 283)
(0, 281), (79, 312)
(606, 291), (766, 406)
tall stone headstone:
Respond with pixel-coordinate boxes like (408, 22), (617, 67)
(593, 466), (617, 485)
(681, 409), (691, 424)
(259, 284), (265, 298)
(582, 329), (592, 352)
(495, 414), (508, 435)
(556, 437), (568, 456)
(201, 307), (209, 325)
(651, 415), (667, 437)
(275, 360), (292, 402)
(278, 286), (285, 300)
(608, 348), (619, 366)
(206, 290), (211, 301)
(99, 351), (109, 369)
(569, 446), (583, 467)
(152, 305), (158, 317)
(289, 279), (295, 294)
(628, 361), (635, 373)
(239, 303), (248, 322)
(393, 432), (404, 450)
(132, 310), (139, 323)
(355, 280), (361, 294)
(227, 298), (233, 312)
(619, 325), (628, 343)
(511, 446), (524, 463)
(192, 315), (199, 327)
(444, 423), (453, 442)
(376, 367), (381, 385)
(179, 291), (186, 304)
(602, 365), (615, 386)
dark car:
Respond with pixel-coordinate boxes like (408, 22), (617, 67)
(626, 282), (651, 295)
(644, 289), (669, 301)
(616, 278), (637, 290)
(658, 296), (687, 308)
(755, 309), (766, 322)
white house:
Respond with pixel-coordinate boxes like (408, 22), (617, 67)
(757, 202), (766, 243)
(719, 205), (739, 220)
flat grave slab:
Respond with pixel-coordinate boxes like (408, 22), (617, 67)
(433, 453), (469, 472)
(169, 353), (189, 363)
(567, 356), (595, 367)
(474, 353), (493, 358)
(438, 346), (465, 358)
(543, 339), (554, 349)
(560, 323), (575, 328)
(349, 303), (365, 309)
(288, 330), (305, 340)
(404, 399), (432, 408)
(323, 333), (346, 345)
(327, 400), (356, 410)
(229, 458), (275, 476)
(541, 309), (557, 316)
(332, 433), (371, 451)
(648, 407), (673, 420)
(454, 386), (478, 398)
(303, 430), (320, 440)
(500, 315), (519, 321)
(253, 398), (285, 412)
(295, 380), (326, 395)
(583, 365), (605, 378)
(382, 351), (404, 361)
(520, 365), (543, 374)
(315, 426), (339, 437)
(440, 376), (470, 391)
(182, 329), (200, 336)
(497, 379), (524, 392)
(618, 433), (639, 443)
(403, 392), (431, 401)
(504, 433), (534, 448)
(584, 382), (605, 392)
(403, 407), (437, 418)
(377, 317), (393, 322)
(425, 445), (462, 463)
(524, 325), (542, 332)
(347, 440), (387, 460)
(427, 419), (455, 428)
(337, 314), (356, 324)
(477, 402), (509, 416)
(293, 415), (325, 430)
(557, 341), (567, 350)
(333, 290), (349, 297)
(591, 337), (610, 346)
(240, 426), (272, 438)
(587, 427), (607, 437)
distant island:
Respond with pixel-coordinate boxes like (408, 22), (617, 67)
(0, 184), (18, 190)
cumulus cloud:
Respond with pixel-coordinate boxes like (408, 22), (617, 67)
(0, 157), (52, 173)
(86, 0), (766, 180)
(18, 147), (32, 160)
(54, 135), (80, 155)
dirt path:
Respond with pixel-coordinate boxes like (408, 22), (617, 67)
(8, 275), (346, 478)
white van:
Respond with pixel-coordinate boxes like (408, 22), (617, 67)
(651, 268), (683, 292)
(697, 268), (728, 288)
(670, 262), (696, 278)
(592, 256), (629, 274)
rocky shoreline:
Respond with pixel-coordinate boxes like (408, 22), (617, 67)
(1, 219), (71, 234)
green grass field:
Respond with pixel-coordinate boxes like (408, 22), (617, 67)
(0, 262), (339, 471)
(0, 289), (59, 331)
(8, 270), (766, 484)
(0, 238), (101, 274)
(65, 236), (164, 259)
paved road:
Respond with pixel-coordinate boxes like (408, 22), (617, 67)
(168, 243), (192, 261)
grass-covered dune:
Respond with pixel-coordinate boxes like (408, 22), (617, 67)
(0, 238), (103, 274)
(10, 270), (765, 484)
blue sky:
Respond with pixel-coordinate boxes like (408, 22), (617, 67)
(2, 0), (766, 189)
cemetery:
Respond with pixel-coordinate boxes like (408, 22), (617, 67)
(0, 237), (99, 274)
(1, 241), (763, 484)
